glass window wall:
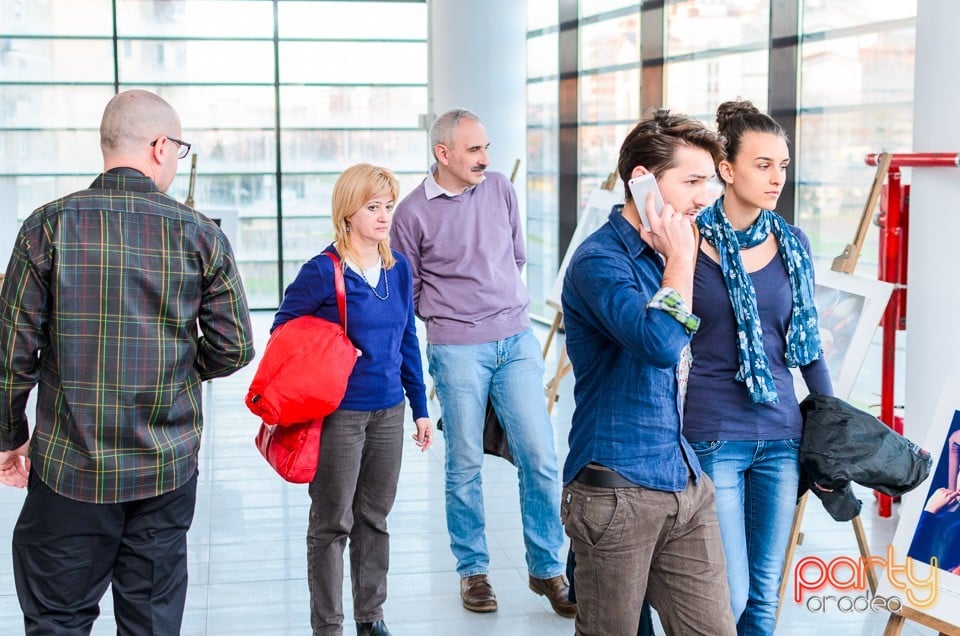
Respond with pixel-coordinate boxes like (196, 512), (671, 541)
(796, 2), (916, 271)
(0, 0), (428, 309)
(525, 2), (561, 319)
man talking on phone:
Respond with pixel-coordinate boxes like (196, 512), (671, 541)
(559, 109), (736, 635)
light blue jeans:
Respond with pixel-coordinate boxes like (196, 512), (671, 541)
(688, 439), (801, 636)
(427, 328), (565, 579)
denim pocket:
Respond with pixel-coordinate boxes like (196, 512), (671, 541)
(688, 440), (725, 457)
(784, 437), (802, 450)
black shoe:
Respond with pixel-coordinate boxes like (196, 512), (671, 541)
(356, 619), (392, 636)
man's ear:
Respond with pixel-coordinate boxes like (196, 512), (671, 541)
(630, 165), (651, 180)
(434, 143), (450, 166)
(149, 137), (165, 164)
(150, 137), (174, 165)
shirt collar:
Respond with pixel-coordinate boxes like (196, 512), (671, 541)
(608, 204), (654, 259)
(424, 163), (480, 200)
(91, 167), (162, 194)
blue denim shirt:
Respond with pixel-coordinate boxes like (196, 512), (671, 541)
(561, 207), (702, 492)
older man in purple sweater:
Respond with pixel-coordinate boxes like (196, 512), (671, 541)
(391, 108), (573, 618)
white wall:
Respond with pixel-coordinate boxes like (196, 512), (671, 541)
(904, 0), (960, 443)
(427, 0), (527, 213)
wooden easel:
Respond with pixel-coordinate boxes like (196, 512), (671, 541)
(776, 493), (878, 622)
(830, 152), (891, 273)
(884, 606), (960, 636)
(542, 170), (619, 414)
(184, 154), (198, 209)
(544, 316), (571, 414)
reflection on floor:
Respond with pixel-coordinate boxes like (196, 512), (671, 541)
(0, 311), (935, 634)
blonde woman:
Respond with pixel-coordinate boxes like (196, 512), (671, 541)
(273, 164), (433, 636)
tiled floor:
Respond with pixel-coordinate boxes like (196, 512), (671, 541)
(0, 311), (936, 634)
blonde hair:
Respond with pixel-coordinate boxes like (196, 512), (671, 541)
(331, 164), (399, 269)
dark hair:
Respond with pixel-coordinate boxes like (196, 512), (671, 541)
(618, 108), (725, 202)
(715, 99), (786, 164)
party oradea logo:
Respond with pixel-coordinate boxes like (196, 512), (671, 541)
(794, 546), (937, 613)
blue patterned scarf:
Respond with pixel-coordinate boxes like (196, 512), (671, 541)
(696, 197), (822, 403)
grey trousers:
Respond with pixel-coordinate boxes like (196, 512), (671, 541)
(307, 402), (405, 636)
(562, 473), (737, 636)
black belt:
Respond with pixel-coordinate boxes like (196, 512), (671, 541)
(574, 465), (640, 488)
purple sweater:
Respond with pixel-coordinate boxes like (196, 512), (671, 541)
(390, 170), (531, 345)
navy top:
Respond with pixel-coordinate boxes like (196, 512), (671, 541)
(683, 227), (833, 442)
(561, 209), (701, 492)
(272, 245), (429, 420)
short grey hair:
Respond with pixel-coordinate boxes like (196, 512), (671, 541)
(100, 89), (179, 157)
(429, 108), (481, 160)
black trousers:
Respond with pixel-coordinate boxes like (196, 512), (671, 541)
(12, 469), (198, 636)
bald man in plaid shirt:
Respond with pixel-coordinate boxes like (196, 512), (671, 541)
(0, 89), (254, 634)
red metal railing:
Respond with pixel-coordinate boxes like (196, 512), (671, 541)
(863, 152), (959, 517)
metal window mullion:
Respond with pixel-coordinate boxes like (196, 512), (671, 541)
(640, 0), (664, 111)
(557, 0), (579, 263)
(769, 0), (801, 224)
(111, 0), (119, 93)
(273, 0), (285, 305)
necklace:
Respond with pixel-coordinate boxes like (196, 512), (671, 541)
(362, 260), (389, 301)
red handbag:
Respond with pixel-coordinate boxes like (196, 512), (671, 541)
(251, 252), (354, 483)
(246, 253), (355, 426)
(254, 416), (323, 484)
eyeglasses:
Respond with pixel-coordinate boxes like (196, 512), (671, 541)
(150, 135), (192, 160)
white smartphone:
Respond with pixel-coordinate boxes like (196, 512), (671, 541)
(627, 173), (665, 231)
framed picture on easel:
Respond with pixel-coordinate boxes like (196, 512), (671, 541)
(879, 376), (960, 633)
(793, 270), (893, 401)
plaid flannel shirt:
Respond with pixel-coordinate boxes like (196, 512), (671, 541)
(0, 167), (254, 503)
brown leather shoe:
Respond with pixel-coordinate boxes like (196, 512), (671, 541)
(529, 574), (577, 618)
(460, 574), (498, 613)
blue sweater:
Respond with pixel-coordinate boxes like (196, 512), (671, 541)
(683, 227), (833, 442)
(272, 246), (429, 420)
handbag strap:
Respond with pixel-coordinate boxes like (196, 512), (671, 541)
(323, 251), (347, 332)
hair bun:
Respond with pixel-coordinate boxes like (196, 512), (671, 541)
(716, 99), (760, 132)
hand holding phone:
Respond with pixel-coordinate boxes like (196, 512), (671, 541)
(627, 174), (665, 231)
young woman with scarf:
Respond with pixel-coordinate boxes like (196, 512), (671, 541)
(683, 100), (833, 635)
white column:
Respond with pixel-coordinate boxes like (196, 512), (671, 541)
(904, 0), (960, 442)
(427, 0), (527, 212)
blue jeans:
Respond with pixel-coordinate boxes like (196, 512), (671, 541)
(688, 439), (800, 636)
(427, 328), (565, 579)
